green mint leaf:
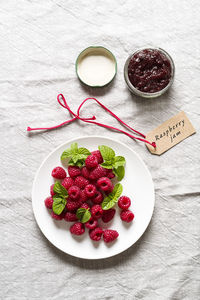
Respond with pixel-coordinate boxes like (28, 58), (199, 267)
(76, 160), (85, 167)
(81, 210), (91, 223)
(52, 196), (66, 215)
(100, 162), (113, 169)
(53, 181), (68, 197)
(113, 166), (125, 181)
(102, 183), (123, 210)
(73, 148), (91, 162)
(68, 158), (85, 167)
(61, 149), (73, 160)
(76, 208), (91, 223)
(72, 153), (90, 163)
(61, 143), (78, 160)
(76, 208), (85, 219)
(68, 158), (75, 166)
(75, 160), (85, 167)
(61, 143), (90, 165)
(98, 145), (115, 162)
(78, 147), (91, 156)
(71, 142), (78, 154)
(113, 156), (126, 168)
(71, 155), (81, 164)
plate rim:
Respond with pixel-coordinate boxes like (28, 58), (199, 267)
(32, 135), (155, 260)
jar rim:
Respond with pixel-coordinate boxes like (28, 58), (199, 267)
(76, 46), (117, 88)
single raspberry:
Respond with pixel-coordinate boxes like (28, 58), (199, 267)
(51, 166), (66, 179)
(91, 150), (103, 164)
(79, 189), (88, 203)
(50, 184), (55, 196)
(68, 166), (81, 178)
(120, 210), (134, 223)
(102, 208), (116, 223)
(51, 211), (64, 220)
(74, 176), (89, 189)
(85, 218), (98, 230)
(91, 204), (103, 219)
(44, 196), (53, 209)
(66, 200), (81, 212)
(91, 190), (104, 204)
(80, 203), (90, 210)
(85, 154), (98, 169)
(103, 229), (119, 243)
(62, 177), (74, 190)
(68, 186), (80, 200)
(64, 212), (78, 222)
(97, 177), (114, 193)
(106, 170), (115, 179)
(89, 165), (107, 180)
(118, 196), (131, 210)
(84, 184), (97, 198)
(81, 166), (90, 179)
(70, 222), (85, 235)
(89, 227), (103, 241)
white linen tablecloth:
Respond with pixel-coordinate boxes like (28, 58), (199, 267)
(0, 1), (199, 299)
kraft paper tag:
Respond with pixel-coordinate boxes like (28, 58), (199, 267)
(146, 111), (196, 155)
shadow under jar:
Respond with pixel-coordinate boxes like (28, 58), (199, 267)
(124, 47), (175, 98)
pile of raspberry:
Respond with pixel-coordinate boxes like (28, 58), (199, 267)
(45, 150), (134, 243)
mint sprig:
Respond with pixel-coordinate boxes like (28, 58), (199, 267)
(76, 208), (91, 223)
(98, 145), (126, 181)
(61, 143), (91, 167)
(102, 183), (123, 210)
(52, 181), (68, 215)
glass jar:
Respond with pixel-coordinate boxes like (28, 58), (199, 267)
(124, 47), (175, 98)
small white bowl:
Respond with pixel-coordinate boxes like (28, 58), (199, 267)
(76, 46), (117, 88)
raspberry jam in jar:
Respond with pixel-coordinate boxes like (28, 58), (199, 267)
(124, 48), (175, 98)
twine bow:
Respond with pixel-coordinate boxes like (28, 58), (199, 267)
(27, 94), (156, 148)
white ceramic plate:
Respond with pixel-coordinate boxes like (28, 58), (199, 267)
(32, 136), (155, 259)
